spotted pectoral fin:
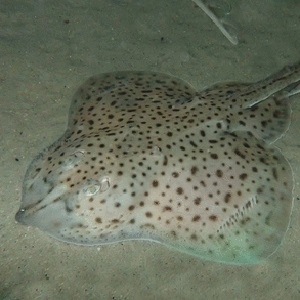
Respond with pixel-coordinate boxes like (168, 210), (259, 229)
(161, 130), (293, 264)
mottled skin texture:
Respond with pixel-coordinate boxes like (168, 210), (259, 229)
(16, 61), (300, 264)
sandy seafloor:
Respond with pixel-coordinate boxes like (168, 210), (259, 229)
(1, 0), (300, 299)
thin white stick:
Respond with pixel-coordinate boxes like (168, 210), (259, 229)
(192, 0), (238, 45)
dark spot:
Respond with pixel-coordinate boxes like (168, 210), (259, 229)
(163, 156), (168, 166)
(170, 230), (177, 238)
(240, 216), (251, 225)
(224, 193), (231, 203)
(239, 173), (248, 180)
(259, 157), (267, 164)
(192, 215), (201, 222)
(190, 233), (198, 240)
(257, 187), (263, 194)
(190, 140), (198, 147)
(191, 166), (199, 175)
(234, 148), (246, 159)
(194, 197), (201, 205)
(176, 187), (183, 195)
(210, 153), (218, 159)
(163, 206), (172, 212)
(216, 169), (223, 178)
(152, 180), (159, 187)
(145, 212), (153, 218)
(95, 217), (102, 223)
(261, 120), (268, 127)
(141, 223), (155, 229)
